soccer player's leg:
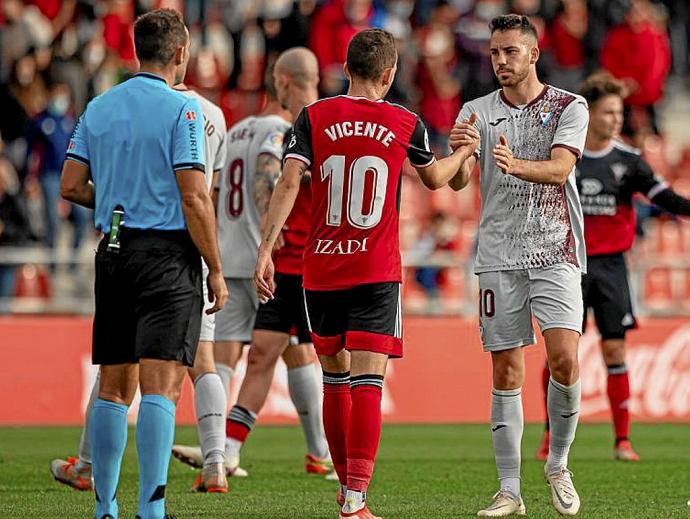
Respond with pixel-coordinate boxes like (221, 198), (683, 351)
(50, 371), (99, 491)
(338, 282), (401, 519)
(591, 255), (639, 461)
(304, 287), (350, 508)
(477, 270), (531, 517)
(531, 263), (583, 516)
(187, 340), (227, 493)
(283, 343), (333, 476)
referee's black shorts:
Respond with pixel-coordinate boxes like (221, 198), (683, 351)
(582, 253), (637, 340)
(93, 229), (202, 366)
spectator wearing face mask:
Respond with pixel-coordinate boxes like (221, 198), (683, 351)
(26, 81), (89, 270)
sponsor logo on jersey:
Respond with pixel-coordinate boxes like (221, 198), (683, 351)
(270, 133), (284, 147)
(489, 117), (508, 127)
(580, 178), (603, 196)
(314, 237), (369, 255)
(185, 110), (197, 121)
(288, 133), (297, 149)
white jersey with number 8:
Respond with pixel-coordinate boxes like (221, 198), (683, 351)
(217, 114), (290, 278)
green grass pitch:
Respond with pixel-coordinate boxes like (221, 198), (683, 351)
(0, 423), (688, 517)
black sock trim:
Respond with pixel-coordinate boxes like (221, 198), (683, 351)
(149, 484), (166, 502)
(350, 374), (384, 389)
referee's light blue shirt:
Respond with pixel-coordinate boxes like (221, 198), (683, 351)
(66, 72), (206, 232)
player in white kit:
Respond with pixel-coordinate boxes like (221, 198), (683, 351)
(172, 61), (331, 479)
(448, 15), (589, 516)
(49, 83), (230, 493)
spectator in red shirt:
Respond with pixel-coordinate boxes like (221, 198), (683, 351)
(600, 0), (671, 135)
(549, 0), (588, 92)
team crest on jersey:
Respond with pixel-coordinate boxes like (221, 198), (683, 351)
(539, 103), (554, 127)
(185, 111), (197, 121)
(611, 162), (628, 182)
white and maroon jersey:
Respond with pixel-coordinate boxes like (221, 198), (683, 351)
(458, 85), (589, 274)
(178, 89), (227, 192)
(218, 114), (291, 278)
(577, 140), (666, 256)
(286, 95), (435, 291)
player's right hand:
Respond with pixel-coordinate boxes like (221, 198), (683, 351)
(254, 250), (275, 303)
(206, 270), (228, 315)
(449, 113), (479, 151)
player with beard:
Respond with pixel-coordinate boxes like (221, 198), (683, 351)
(449, 14), (589, 516)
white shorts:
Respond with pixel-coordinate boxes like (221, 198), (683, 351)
(477, 263), (583, 352)
(199, 266), (215, 342)
(214, 278), (259, 342)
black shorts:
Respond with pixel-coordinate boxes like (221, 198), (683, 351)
(304, 282), (402, 358)
(254, 273), (311, 344)
(93, 229), (202, 366)
(582, 253), (637, 340)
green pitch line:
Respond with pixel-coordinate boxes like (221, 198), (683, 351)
(0, 424), (688, 517)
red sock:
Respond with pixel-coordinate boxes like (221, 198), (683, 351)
(542, 362), (550, 431)
(226, 405), (256, 442)
(322, 372), (352, 485)
(347, 375), (383, 493)
(607, 365), (630, 443)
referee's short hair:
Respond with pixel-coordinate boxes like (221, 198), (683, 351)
(134, 8), (187, 67)
(489, 14), (538, 42)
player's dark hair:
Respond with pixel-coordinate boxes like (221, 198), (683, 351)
(134, 8), (187, 66)
(579, 72), (628, 106)
(346, 29), (397, 82)
(489, 14), (538, 41)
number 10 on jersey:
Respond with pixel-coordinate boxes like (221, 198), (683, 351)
(321, 154), (389, 230)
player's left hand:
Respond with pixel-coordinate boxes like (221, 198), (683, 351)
(493, 135), (514, 174)
(254, 250), (275, 303)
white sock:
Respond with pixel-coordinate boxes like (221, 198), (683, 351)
(78, 372), (100, 466)
(547, 377), (581, 473)
(491, 387), (523, 497)
(287, 364), (330, 459)
(342, 489), (365, 513)
(194, 372), (226, 466)
(215, 362), (234, 401)
(225, 437), (242, 459)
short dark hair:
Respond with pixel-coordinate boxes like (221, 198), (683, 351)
(489, 14), (538, 41)
(579, 72), (628, 106)
(346, 29), (397, 82)
(134, 9), (187, 66)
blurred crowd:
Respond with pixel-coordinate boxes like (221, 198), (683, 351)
(1, 0), (690, 309)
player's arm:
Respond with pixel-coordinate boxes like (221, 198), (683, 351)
(174, 99), (227, 314)
(61, 110), (95, 207)
(255, 158), (305, 300)
(448, 112), (480, 191)
(632, 157), (690, 216)
(210, 169), (220, 211)
(415, 146), (478, 190)
(497, 98), (589, 185)
(494, 140), (578, 185)
(254, 153), (282, 216)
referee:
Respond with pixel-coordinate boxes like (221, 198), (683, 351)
(60, 9), (227, 519)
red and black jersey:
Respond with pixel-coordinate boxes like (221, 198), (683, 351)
(285, 95), (435, 291)
(577, 140), (666, 256)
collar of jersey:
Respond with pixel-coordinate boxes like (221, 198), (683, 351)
(499, 84), (549, 110)
(583, 142), (614, 159)
(134, 72), (168, 85)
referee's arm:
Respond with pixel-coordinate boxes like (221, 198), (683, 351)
(61, 160), (95, 208)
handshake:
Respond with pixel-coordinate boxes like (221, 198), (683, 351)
(449, 113), (515, 174)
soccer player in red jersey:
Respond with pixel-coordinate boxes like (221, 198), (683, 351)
(255, 29), (478, 519)
(535, 72), (690, 462)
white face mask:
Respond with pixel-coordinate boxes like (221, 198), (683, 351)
(48, 96), (70, 116)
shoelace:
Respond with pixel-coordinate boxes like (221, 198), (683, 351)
(552, 470), (576, 499)
(489, 490), (518, 508)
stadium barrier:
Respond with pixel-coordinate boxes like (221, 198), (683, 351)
(1, 316), (688, 425)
